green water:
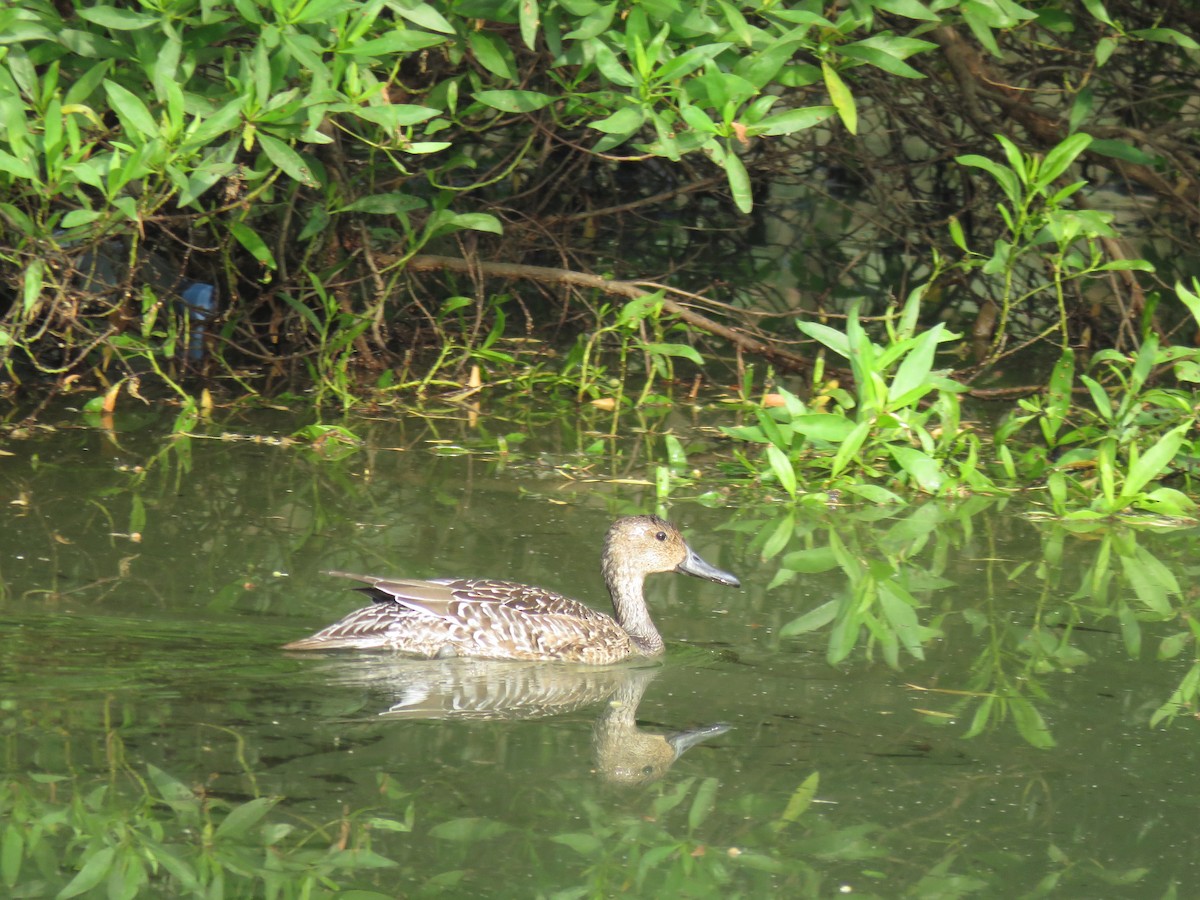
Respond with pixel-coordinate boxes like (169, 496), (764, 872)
(2, 409), (1198, 898)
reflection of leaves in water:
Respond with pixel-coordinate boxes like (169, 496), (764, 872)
(745, 500), (1200, 745)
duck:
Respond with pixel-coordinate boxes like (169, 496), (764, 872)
(282, 515), (740, 664)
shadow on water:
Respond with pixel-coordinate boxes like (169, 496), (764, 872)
(2, 408), (1199, 896)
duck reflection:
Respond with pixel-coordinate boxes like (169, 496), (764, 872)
(306, 657), (728, 785)
(590, 669), (730, 786)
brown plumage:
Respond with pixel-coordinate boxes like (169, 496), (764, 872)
(282, 515), (740, 664)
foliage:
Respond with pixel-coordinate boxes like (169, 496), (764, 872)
(723, 283), (992, 501)
(951, 132), (1155, 362)
(0, 0), (1196, 417)
(0, 763), (403, 898)
(564, 291), (705, 408)
(720, 266), (1199, 518)
(988, 276), (1200, 521)
(0, 0), (875, 397)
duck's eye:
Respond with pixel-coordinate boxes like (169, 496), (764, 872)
(655, 531), (667, 542)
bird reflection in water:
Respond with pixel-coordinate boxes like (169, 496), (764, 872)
(304, 657), (728, 786)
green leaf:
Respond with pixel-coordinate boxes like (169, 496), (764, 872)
(103, 79), (158, 139)
(957, 152), (1021, 206)
(759, 514), (794, 561)
(230, 221), (277, 269)
(518, 0), (540, 48)
(429, 817), (510, 842)
(352, 104), (440, 127)
(643, 341), (704, 365)
(22, 259), (43, 315)
(1135, 487), (1197, 518)
(1151, 663), (1200, 727)
(1079, 374), (1111, 421)
(779, 600), (838, 635)
(759, 105), (834, 136)
(1116, 601), (1141, 657)
(766, 444), (797, 498)
(877, 582), (925, 660)
(1080, 0), (1114, 26)
(468, 31), (517, 79)
(843, 483), (905, 504)
(1009, 696), (1056, 748)
(789, 413), (856, 443)
(129, 494), (146, 534)
(394, 2), (455, 33)
(1158, 632), (1190, 660)
(448, 212), (503, 235)
(0, 149), (36, 181)
(342, 30), (447, 56)
(563, 2), (617, 41)
(653, 43), (732, 84)
(1086, 139), (1156, 165)
(1120, 546), (1179, 617)
(887, 325), (944, 405)
(590, 106), (644, 135)
(890, 445), (944, 492)
(215, 797), (279, 841)
(734, 37), (803, 85)
(406, 141), (452, 154)
(839, 41), (928, 79)
(1118, 422), (1189, 503)
(77, 6), (156, 29)
(473, 90), (556, 112)
(2, 823), (22, 888)
(57, 847), (116, 899)
(1093, 258), (1154, 272)
(722, 151), (752, 214)
(773, 772), (819, 830)
(831, 419), (870, 478)
(551, 833), (603, 856)
(182, 97), (244, 149)
(796, 318), (850, 357)
(777, 547), (835, 573)
(324, 848), (399, 869)
(1069, 87), (1093, 134)
(1036, 133), (1092, 188)
(338, 193), (426, 215)
(258, 133), (318, 186)
(687, 777), (719, 832)
(1130, 27), (1200, 50)
(590, 39), (636, 87)
(873, 0), (939, 21)
(146, 763), (197, 807)
(681, 104), (718, 134)
(1174, 279), (1200, 326)
(821, 61), (856, 134)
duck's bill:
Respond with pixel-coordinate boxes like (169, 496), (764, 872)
(667, 722), (732, 757)
(677, 547), (741, 587)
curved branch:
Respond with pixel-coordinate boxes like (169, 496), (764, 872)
(403, 254), (814, 374)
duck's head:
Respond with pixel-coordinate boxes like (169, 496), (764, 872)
(603, 515), (740, 587)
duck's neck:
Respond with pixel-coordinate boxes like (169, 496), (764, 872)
(604, 556), (664, 655)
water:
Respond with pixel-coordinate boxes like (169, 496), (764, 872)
(2, 408), (1198, 897)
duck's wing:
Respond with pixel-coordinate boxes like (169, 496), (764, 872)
(327, 572), (611, 623)
(284, 572), (625, 659)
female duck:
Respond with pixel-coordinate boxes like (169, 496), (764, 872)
(283, 515), (739, 665)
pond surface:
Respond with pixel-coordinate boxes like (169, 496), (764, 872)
(2, 406), (1198, 898)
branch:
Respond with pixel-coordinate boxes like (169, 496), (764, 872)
(403, 254), (814, 373)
